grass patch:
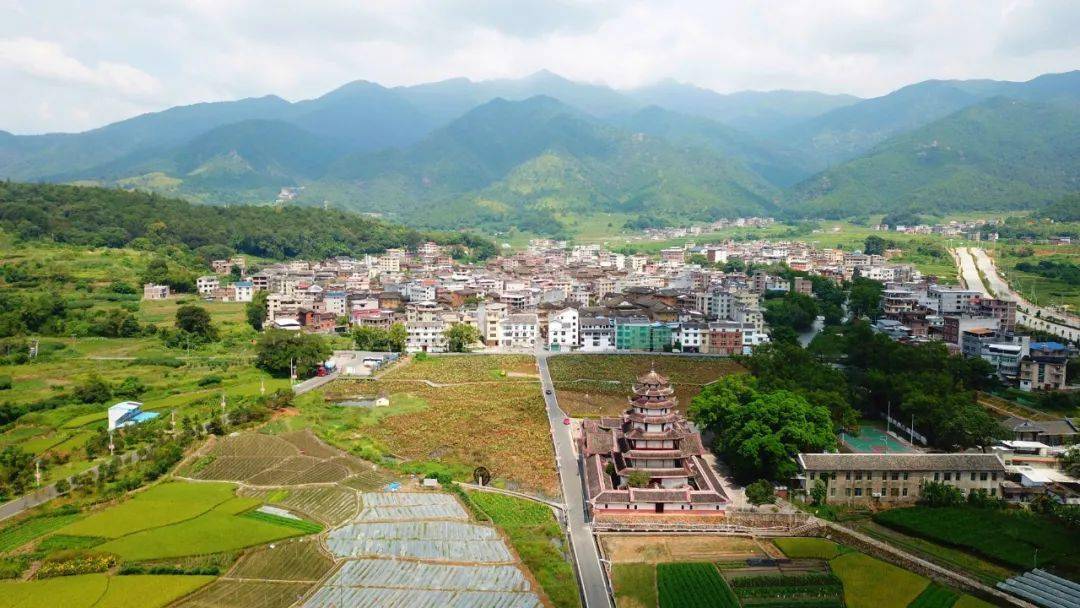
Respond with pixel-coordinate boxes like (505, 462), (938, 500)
(873, 506), (1079, 576)
(953, 595), (997, 608)
(773, 537), (844, 560)
(0, 573), (213, 608)
(0, 511), (83, 553)
(830, 552), (928, 608)
(855, 520), (1013, 584)
(60, 481), (237, 539)
(908, 583), (959, 608)
(656, 562), (738, 608)
(612, 562), (657, 608)
(239, 510), (322, 534)
(468, 491), (580, 608)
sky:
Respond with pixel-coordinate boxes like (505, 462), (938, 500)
(1, 0), (1078, 134)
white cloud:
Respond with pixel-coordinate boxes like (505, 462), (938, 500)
(0, 0), (1076, 133)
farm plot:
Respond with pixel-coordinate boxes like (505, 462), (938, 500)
(356, 492), (469, 521)
(226, 538), (334, 582)
(323, 558), (533, 591)
(59, 482), (237, 539)
(0, 573), (214, 608)
(380, 354), (538, 383)
(302, 587), (543, 608)
(326, 520), (513, 562)
(186, 431), (368, 487)
(174, 580), (315, 608)
(549, 355), (743, 418)
(239, 486), (359, 526)
(656, 562), (739, 608)
(0, 510), (82, 553)
(727, 573), (844, 608)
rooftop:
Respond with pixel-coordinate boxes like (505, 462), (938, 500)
(799, 452), (1006, 472)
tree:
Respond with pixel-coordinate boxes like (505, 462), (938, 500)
(0, 446), (36, 497)
(255, 330), (331, 378)
(745, 479), (776, 508)
(113, 376), (146, 399)
(175, 305), (216, 340)
(863, 235), (888, 255)
(387, 323), (408, 353)
(626, 470), (651, 488)
(74, 374), (112, 404)
(444, 323), (481, 353)
(689, 375), (836, 482)
(246, 290), (269, 331)
(919, 481), (965, 507)
(353, 326), (386, 351)
(1063, 446), (1080, 479)
(848, 278), (883, 319)
(810, 479), (828, 506)
(764, 293), (819, 332)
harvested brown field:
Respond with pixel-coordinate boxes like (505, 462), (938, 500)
(379, 354), (538, 384)
(600, 534), (767, 563)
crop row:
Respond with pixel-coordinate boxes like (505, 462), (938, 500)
(226, 539), (333, 582)
(174, 579), (315, 608)
(324, 558), (531, 592)
(657, 562), (739, 608)
(241, 486), (359, 526)
(730, 573), (842, 588)
(302, 587), (543, 608)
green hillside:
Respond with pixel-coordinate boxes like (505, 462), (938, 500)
(787, 98), (1080, 218)
(312, 96), (779, 232)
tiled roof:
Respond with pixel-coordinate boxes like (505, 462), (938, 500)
(798, 453), (1006, 472)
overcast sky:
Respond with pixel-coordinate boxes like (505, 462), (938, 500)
(1, 0), (1078, 134)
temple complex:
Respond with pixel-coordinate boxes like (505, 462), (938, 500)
(581, 367), (728, 513)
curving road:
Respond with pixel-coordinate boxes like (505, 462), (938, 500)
(537, 351), (613, 608)
(956, 247), (1080, 342)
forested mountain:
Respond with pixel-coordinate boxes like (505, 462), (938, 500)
(316, 96), (780, 232)
(777, 70), (1080, 169)
(625, 80), (861, 136)
(1, 69), (1078, 231)
(786, 97), (1080, 218)
(0, 181), (495, 260)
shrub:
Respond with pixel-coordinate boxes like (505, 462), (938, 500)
(197, 375), (222, 387)
(0, 375), (11, 390)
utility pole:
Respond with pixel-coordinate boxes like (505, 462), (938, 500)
(885, 400), (891, 454)
(220, 392), (227, 426)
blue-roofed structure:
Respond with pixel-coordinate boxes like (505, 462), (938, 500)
(107, 401), (160, 431)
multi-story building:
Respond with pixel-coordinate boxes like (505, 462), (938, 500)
(579, 317), (616, 352)
(797, 453), (1006, 505)
(616, 318), (674, 352)
(406, 320), (447, 353)
(703, 321), (743, 355)
(478, 303), (508, 347)
(676, 322), (704, 353)
(1019, 342), (1069, 391)
(548, 308), (579, 351)
(232, 281), (254, 303)
(196, 275), (220, 296)
(499, 313), (539, 349)
(142, 283), (169, 300)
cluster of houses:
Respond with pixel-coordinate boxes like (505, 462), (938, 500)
(873, 282), (1073, 391)
(143, 236), (931, 356)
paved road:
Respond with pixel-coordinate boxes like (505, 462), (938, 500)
(956, 247), (1080, 342)
(0, 451), (141, 522)
(291, 371), (339, 395)
(536, 352), (613, 608)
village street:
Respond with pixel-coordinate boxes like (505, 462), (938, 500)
(536, 351), (614, 608)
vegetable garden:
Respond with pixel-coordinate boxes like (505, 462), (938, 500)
(656, 562), (739, 608)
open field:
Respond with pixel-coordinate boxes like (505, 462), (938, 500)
(284, 367), (559, 496)
(380, 354), (538, 383)
(612, 563), (657, 608)
(772, 537), (845, 560)
(53, 480), (318, 562)
(830, 552), (929, 608)
(549, 355), (744, 417)
(469, 491), (581, 608)
(873, 506), (1080, 577)
(0, 573), (214, 608)
(0, 510), (83, 553)
(656, 562), (738, 608)
(988, 244), (1080, 313)
(226, 538), (334, 582)
(854, 520), (1015, 585)
(601, 535), (766, 563)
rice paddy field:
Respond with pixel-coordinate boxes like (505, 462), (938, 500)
(279, 356), (559, 497)
(0, 573), (215, 608)
(548, 355), (744, 418)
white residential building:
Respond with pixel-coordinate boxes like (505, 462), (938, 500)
(548, 308), (579, 351)
(499, 313), (539, 349)
(196, 275), (220, 296)
(232, 281), (254, 303)
(406, 320), (447, 353)
(579, 317), (616, 352)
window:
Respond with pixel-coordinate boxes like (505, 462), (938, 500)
(845, 472), (851, 480)
(845, 488), (851, 497)
(934, 472), (940, 481)
(854, 488), (863, 497)
(855, 472), (863, 481)
(944, 472), (951, 481)
(970, 472), (976, 482)
(902, 472), (909, 480)
(902, 487), (908, 497)
(980, 472), (987, 481)
(990, 488), (997, 496)
(830, 487), (836, 496)
(891, 488), (899, 497)
(891, 472), (899, 481)
(991, 473), (997, 481)
(809, 472), (815, 480)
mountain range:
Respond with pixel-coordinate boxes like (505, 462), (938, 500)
(1, 69), (1078, 233)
